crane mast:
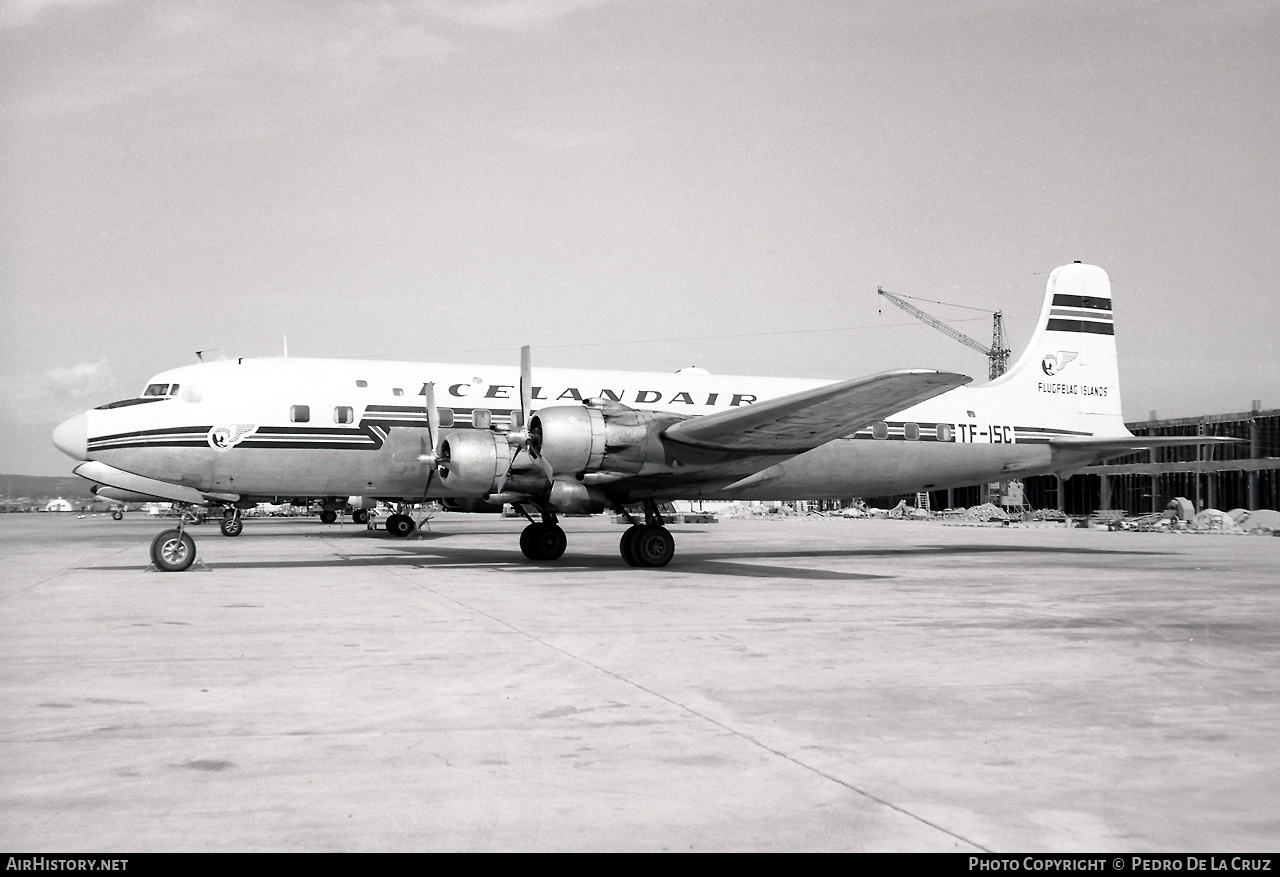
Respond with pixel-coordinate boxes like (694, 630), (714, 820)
(877, 287), (1011, 381)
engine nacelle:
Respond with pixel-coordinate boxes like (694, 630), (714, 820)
(529, 406), (653, 476)
(438, 431), (509, 496)
(547, 481), (606, 515)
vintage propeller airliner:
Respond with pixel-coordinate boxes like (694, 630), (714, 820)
(52, 263), (1214, 571)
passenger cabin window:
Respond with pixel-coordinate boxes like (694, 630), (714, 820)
(290, 405), (310, 423)
(872, 421), (889, 440)
(334, 406), (353, 424)
(936, 424), (953, 442)
(438, 408), (455, 428)
(143, 383), (169, 397)
(356, 380), (367, 388)
(472, 408), (492, 430)
(392, 388), (403, 397)
(904, 422), (920, 441)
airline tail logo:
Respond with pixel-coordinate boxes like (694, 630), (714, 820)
(1040, 351), (1078, 376)
(208, 424), (257, 451)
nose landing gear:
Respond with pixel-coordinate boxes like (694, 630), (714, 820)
(149, 506), (204, 572)
(220, 508), (243, 537)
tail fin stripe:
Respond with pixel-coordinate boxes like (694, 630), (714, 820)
(1045, 319), (1114, 335)
(1050, 307), (1112, 319)
(1051, 294), (1111, 310)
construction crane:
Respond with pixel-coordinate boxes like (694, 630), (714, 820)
(877, 287), (1011, 381)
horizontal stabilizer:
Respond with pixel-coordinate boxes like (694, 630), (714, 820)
(663, 369), (971, 453)
(1049, 435), (1241, 454)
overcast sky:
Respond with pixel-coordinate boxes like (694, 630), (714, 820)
(3, 0), (1278, 476)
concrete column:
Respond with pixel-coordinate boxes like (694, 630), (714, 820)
(1056, 476), (1065, 512)
(1100, 474), (1111, 512)
(1151, 475), (1161, 515)
(1248, 408), (1260, 510)
(1207, 473), (1218, 511)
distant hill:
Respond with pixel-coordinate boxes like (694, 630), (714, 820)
(2, 474), (97, 503)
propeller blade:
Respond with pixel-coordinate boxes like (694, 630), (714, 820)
(424, 381), (440, 446)
(520, 345), (532, 429)
(418, 381), (441, 509)
(509, 344), (534, 448)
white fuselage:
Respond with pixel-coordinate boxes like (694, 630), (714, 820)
(75, 355), (1115, 502)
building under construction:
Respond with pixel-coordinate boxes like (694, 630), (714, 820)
(873, 403), (1279, 517)
(874, 282), (1278, 517)
(1019, 402), (1280, 516)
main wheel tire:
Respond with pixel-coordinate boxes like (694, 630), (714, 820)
(151, 529), (196, 572)
(519, 523), (545, 559)
(537, 524), (567, 560)
(112, 509), (123, 521)
(320, 509), (338, 524)
(352, 509), (369, 525)
(620, 525), (643, 566)
(632, 525), (675, 567)
(387, 513), (415, 537)
(220, 516), (243, 537)
(520, 523), (567, 560)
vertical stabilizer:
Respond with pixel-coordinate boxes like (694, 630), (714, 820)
(984, 263), (1125, 427)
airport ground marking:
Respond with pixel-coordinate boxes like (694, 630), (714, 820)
(387, 566), (992, 853)
(0, 538), (142, 601)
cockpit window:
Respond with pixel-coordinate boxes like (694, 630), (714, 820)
(143, 384), (170, 397)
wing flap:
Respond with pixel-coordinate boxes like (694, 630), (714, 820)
(662, 369), (971, 453)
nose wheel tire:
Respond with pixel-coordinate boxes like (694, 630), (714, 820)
(151, 529), (196, 572)
(220, 516), (243, 537)
(386, 514), (415, 537)
(111, 509), (123, 521)
(520, 523), (567, 560)
(630, 525), (675, 567)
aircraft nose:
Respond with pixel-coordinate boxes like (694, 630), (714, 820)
(52, 412), (89, 461)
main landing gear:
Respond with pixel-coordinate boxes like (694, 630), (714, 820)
(618, 499), (675, 568)
(386, 513), (415, 537)
(513, 505), (567, 561)
(510, 499), (675, 566)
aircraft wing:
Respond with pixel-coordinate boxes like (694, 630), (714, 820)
(662, 369), (971, 454)
(73, 460), (239, 505)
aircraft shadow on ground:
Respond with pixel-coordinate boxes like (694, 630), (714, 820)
(83, 538), (1173, 581)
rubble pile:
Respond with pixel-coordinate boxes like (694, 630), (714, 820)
(960, 503), (1009, 522)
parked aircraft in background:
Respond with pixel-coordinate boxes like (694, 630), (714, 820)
(52, 263), (1222, 571)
